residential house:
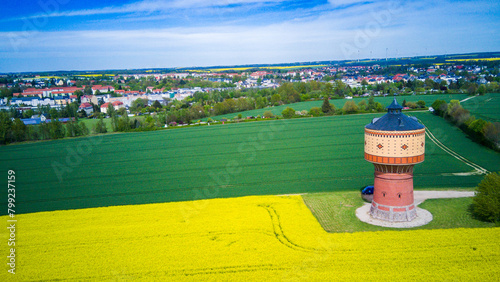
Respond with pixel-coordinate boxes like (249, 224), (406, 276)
(101, 102), (110, 114)
(101, 101), (124, 114)
(81, 95), (94, 104)
(79, 103), (94, 116)
(92, 85), (115, 94)
(112, 101), (125, 111)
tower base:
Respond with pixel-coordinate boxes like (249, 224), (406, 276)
(357, 204), (432, 228)
(370, 202), (416, 222)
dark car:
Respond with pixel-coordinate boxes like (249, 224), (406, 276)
(361, 186), (374, 195)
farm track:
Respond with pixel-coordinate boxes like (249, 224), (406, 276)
(260, 204), (325, 253)
(422, 122), (489, 175)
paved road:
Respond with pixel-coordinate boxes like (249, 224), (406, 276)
(414, 190), (475, 205)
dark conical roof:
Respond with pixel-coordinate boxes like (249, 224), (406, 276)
(387, 97), (403, 110)
(365, 98), (424, 131)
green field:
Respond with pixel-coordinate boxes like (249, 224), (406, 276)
(461, 93), (500, 122)
(414, 111), (500, 171)
(204, 93), (469, 120)
(1, 108), (498, 215)
(302, 191), (495, 233)
(79, 117), (114, 132)
(80, 116), (145, 133)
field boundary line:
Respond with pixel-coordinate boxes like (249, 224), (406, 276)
(422, 121), (489, 175)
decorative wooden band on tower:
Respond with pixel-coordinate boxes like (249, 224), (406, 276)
(364, 98), (425, 222)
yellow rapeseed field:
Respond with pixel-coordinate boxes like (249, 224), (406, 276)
(1, 195), (498, 281)
(446, 58), (500, 62)
(258, 65), (327, 70)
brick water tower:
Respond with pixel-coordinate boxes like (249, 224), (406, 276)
(364, 98), (425, 222)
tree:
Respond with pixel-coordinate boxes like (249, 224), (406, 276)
(309, 107), (322, 117)
(271, 94), (281, 106)
(74, 90), (83, 102)
(94, 117), (107, 134)
(357, 100), (367, 111)
(406, 101), (418, 109)
(417, 100), (426, 108)
(152, 100), (162, 109)
(79, 122), (90, 136)
(84, 86), (92, 95)
(117, 108), (127, 116)
(263, 111), (274, 118)
(23, 109), (35, 119)
(65, 121), (78, 137)
(281, 107), (295, 119)
(321, 97), (333, 114)
(0, 112), (13, 144)
(467, 84), (478, 95)
(107, 103), (116, 117)
(367, 96), (375, 111)
(402, 99), (407, 107)
(77, 109), (87, 118)
(49, 120), (65, 139)
(256, 97), (267, 109)
(342, 100), (358, 113)
(323, 83), (333, 97)
(374, 102), (384, 112)
(478, 84), (486, 95)
(11, 118), (26, 142)
(49, 108), (59, 119)
(472, 172), (500, 223)
(431, 99), (447, 116)
(484, 122), (500, 146)
(131, 98), (148, 112)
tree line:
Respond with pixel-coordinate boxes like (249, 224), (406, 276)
(0, 112), (89, 145)
(431, 99), (499, 151)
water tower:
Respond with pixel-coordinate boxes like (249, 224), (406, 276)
(364, 98), (425, 222)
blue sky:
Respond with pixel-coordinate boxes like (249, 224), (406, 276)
(0, 0), (499, 72)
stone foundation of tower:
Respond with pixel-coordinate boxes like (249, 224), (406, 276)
(369, 169), (416, 222)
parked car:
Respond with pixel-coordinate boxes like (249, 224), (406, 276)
(361, 185), (374, 195)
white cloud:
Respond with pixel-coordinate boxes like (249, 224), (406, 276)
(327, 0), (367, 7)
(0, 0), (498, 72)
(9, 0), (290, 20)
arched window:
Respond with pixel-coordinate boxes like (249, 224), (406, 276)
(397, 193), (402, 199)
(382, 192), (386, 197)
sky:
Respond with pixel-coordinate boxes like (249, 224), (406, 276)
(0, 0), (499, 73)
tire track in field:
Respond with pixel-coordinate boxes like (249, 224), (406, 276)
(422, 121), (489, 175)
(259, 205), (325, 253)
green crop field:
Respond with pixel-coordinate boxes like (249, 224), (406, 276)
(204, 93), (469, 120)
(80, 116), (145, 132)
(461, 93), (500, 122)
(79, 117), (114, 132)
(413, 111), (500, 172)
(1, 110), (498, 215)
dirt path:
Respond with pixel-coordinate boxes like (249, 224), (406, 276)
(413, 190), (475, 205)
(422, 121), (489, 175)
(460, 96), (477, 103)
